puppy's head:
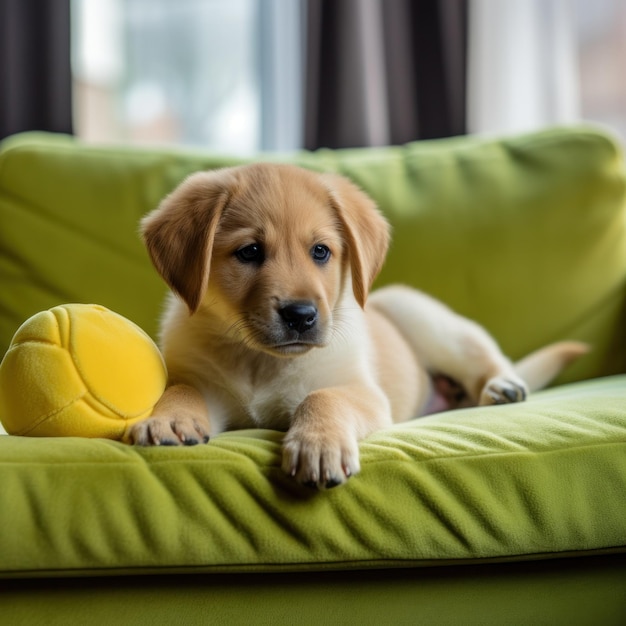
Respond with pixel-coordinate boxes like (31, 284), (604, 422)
(142, 163), (389, 356)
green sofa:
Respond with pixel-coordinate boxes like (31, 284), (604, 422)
(1, 127), (625, 625)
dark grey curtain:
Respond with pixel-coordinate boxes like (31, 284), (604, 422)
(0, 0), (73, 140)
(305, 0), (468, 150)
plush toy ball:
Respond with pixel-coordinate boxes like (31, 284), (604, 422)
(0, 304), (167, 440)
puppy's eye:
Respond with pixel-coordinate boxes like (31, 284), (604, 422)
(235, 243), (264, 264)
(311, 244), (331, 264)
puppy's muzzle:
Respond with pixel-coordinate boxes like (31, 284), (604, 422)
(278, 302), (318, 334)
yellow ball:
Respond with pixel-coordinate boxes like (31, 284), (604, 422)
(0, 304), (167, 440)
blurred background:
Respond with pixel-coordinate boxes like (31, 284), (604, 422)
(1, 0), (625, 153)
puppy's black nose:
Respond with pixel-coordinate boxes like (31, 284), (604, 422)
(279, 302), (318, 334)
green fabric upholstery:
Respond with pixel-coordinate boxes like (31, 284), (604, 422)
(1, 375), (625, 577)
(1, 127), (626, 621)
(2, 556), (625, 626)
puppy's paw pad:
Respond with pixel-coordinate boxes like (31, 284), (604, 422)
(323, 477), (343, 489)
(480, 377), (528, 406)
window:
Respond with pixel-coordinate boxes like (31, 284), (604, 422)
(71, 0), (303, 153)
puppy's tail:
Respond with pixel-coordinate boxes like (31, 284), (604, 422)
(514, 341), (590, 392)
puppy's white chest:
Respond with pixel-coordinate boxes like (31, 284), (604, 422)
(238, 382), (305, 431)
(218, 366), (309, 432)
(246, 388), (297, 430)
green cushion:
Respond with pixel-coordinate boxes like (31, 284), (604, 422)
(1, 127), (626, 382)
(1, 375), (625, 577)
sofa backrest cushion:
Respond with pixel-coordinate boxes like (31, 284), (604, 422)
(1, 127), (625, 381)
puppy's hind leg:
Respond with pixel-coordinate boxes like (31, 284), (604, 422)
(368, 285), (527, 408)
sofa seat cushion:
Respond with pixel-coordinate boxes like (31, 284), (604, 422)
(1, 375), (625, 578)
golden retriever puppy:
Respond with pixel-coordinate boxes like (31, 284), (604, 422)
(127, 163), (586, 489)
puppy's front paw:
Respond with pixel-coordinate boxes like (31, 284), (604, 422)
(479, 376), (528, 406)
(127, 415), (210, 447)
(282, 429), (360, 490)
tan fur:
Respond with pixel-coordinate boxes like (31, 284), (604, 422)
(127, 163), (588, 488)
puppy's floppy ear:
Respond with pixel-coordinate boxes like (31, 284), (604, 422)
(323, 173), (390, 307)
(141, 170), (232, 314)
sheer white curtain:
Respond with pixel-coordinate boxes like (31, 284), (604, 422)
(467, 0), (580, 134)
